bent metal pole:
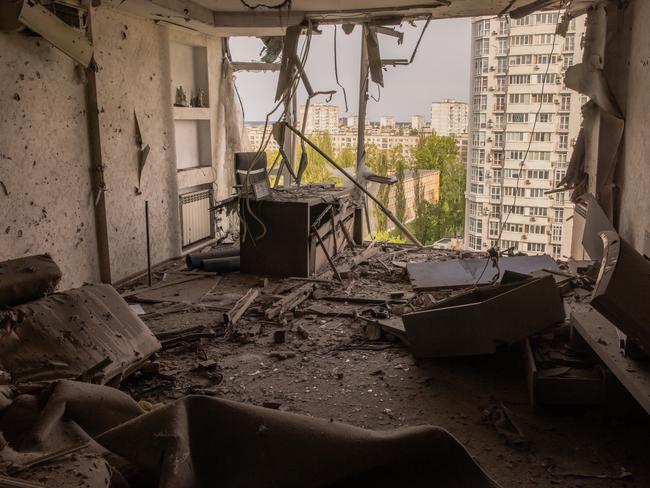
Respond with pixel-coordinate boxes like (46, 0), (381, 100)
(282, 122), (423, 248)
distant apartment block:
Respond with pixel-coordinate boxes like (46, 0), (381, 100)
(298, 103), (340, 133)
(411, 115), (425, 131)
(431, 99), (469, 136)
(380, 116), (396, 128)
(464, 12), (585, 259)
(329, 128), (420, 160)
(386, 169), (440, 226)
(245, 124), (280, 152)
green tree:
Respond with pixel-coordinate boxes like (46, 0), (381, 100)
(413, 134), (459, 172)
(336, 147), (356, 169)
(394, 156), (407, 224)
(298, 132), (342, 185)
(409, 134), (466, 244)
(370, 149), (390, 233)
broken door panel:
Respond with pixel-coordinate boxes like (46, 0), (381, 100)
(0, 284), (160, 384)
(402, 276), (564, 358)
(18, 0), (93, 68)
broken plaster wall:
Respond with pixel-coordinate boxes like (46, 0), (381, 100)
(92, 6), (181, 282)
(0, 33), (100, 289)
(606, 0), (650, 254)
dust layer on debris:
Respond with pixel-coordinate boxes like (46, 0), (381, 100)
(119, 243), (650, 488)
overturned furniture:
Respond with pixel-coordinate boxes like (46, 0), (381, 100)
(0, 283), (160, 384)
(402, 275), (564, 358)
(240, 185), (355, 277)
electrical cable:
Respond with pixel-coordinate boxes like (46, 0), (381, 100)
(407, 15), (432, 64)
(333, 25), (349, 112)
(370, 83), (381, 103)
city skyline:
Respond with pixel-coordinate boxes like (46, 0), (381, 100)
(230, 19), (470, 122)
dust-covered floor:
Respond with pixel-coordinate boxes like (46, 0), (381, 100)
(119, 244), (650, 488)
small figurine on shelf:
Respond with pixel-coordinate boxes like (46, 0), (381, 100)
(196, 89), (206, 108)
(174, 85), (188, 107)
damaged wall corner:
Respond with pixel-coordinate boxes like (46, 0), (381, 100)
(607, 0), (650, 253)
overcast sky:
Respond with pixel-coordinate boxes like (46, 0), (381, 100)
(229, 18), (470, 122)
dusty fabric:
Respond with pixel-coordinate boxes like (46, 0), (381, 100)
(0, 284), (160, 384)
(0, 381), (499, 488)
(0, 254), (62, 308)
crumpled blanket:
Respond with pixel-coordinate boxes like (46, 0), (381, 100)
(0, 381), (499, 488)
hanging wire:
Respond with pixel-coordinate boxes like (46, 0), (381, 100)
(370, 83), (381, 103)
(333, 25), (349, 112)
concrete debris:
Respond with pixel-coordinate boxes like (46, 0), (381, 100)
(481, 402), (529, 450)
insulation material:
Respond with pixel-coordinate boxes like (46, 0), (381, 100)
(557, 7), (624, 208)
(0, 255), (61, 308)
(0, 380), (500, 488)
(0, 284), (160, 384)
(221, 57), (245, 156)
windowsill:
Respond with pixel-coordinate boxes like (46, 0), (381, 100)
(177, 165), (212, 172)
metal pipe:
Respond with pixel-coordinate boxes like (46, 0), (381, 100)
(283, 122), (423, 247)
(145, 201), (152, 287)
(354, 24), (370, 243)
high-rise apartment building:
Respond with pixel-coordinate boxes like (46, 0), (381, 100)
(298, 103), (340, 133)
(464, 13), (585, 259)
(430, 99), (469, 136)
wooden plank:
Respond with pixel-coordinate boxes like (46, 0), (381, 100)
(265, 283), (314, 320)
(571, 307), (650, 414)
(224, 288), (259, 336)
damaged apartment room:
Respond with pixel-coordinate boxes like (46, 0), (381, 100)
(1, 0), (650, 486)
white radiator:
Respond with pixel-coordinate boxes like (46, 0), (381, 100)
(180, 189), (213, 247)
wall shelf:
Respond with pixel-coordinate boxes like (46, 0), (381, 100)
(173, 106), (210, 120)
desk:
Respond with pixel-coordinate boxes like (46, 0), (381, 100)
(239, 186), (354, 277)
